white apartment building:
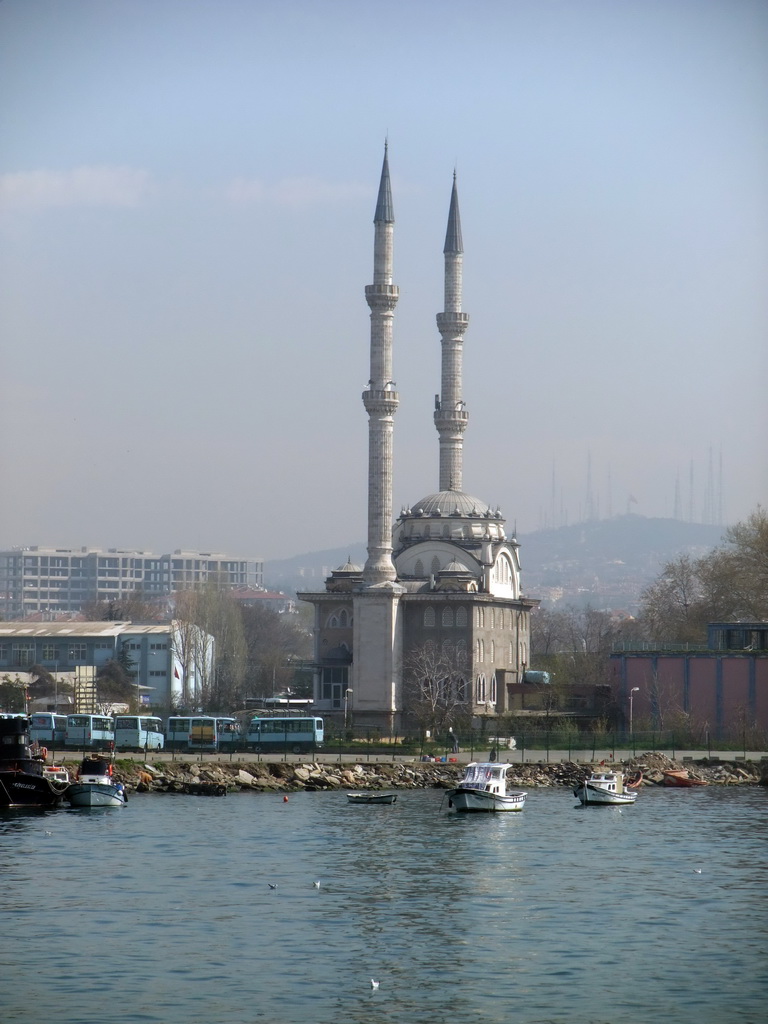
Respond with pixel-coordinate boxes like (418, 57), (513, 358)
(0, 547), (263, 619)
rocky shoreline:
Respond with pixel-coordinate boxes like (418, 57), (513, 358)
(91, 750), (768, 797)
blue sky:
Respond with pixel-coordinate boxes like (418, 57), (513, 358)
(1, 0), (765, 561)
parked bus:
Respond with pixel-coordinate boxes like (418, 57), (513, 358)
(114, 715), (165, 752)
(28, 712), (67, 748)
(217, 717), (240, 753)
(64, 714), (115, 751)
(165, 716), (193, 751)
(165, 716), (239, 753)
(246, 716), (324, 754)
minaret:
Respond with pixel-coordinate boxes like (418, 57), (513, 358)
(434, 172), (470, 492)
(362, 143), (399, 584)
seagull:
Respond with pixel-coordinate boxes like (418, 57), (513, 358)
(313, 881), (321, 889)
(268, 883), (278, 889)
(694, 868), (702, 874)
(44, 830), (52, 836)
(370, 979), (379, 991)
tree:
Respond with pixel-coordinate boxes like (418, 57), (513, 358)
(240, 604), (312, 699)
(81, 589), (162, 623)
(402, 641), (470, 737)
(96, 659), (136, 704)
(638, 506), (768, 643)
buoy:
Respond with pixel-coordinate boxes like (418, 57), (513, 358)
(283, 795), (289, 802)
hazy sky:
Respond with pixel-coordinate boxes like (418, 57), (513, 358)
(1, 0), (766, 562)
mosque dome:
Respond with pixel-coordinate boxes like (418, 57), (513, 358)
(404, 490), (495, 518)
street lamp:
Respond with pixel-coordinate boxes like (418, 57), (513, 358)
(344, 688), (353, 729)
(629, 687), (640, 741)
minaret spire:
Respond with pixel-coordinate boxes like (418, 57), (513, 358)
(434, 171), (469, 492)
(362, 144), (399, 584)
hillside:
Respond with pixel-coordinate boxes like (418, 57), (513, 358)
(264, 515), (727, 612)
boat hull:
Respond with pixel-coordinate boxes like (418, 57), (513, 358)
(573, 784), (637, 806)
(66, 782), (126, 808)
(0, 770), (66, 809)
(347, 792), (397, 805)
(449, 787), (526, 812)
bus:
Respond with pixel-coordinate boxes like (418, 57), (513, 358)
(114, 715), (165, 752)
(29, 712), (68, 748)
(165, 716), (239, 753)
(64, 714), (115, 751)
(246, 716), (324, 754)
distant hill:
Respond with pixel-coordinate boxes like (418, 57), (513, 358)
(264, 515), (727, 613)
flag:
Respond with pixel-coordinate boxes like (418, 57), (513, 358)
(174, 666), (180, 679)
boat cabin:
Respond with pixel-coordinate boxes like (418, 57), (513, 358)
(457, 762), (511, 796)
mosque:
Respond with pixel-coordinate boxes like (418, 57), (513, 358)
(299, 146), (536, 732)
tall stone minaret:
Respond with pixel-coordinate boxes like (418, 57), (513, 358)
(362, 143), (399, 584)
(434, 172), (470, 492)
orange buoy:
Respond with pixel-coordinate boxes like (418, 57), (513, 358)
(283, 795), (289, 802)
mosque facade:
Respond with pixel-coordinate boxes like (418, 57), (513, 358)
(299, 148), (536, 732)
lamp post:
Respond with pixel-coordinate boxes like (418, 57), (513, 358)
(629, 687), (640, 750)
(344, 688), (353, 729)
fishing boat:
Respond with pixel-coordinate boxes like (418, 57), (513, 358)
(0, 717), (69, 809)
(42, 764), (71, 786)
(65, 755), (127, 808)
(573, 769), (641, 806)
(347, 792), (397, 805)
(447, 762), (527, 812)
(662, 768), (709, 787)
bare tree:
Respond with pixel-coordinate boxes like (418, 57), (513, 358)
(403, 641), (470, 736)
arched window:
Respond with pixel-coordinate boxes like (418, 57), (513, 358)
(425, 639), (435, 658)
(456, 640), (467, 667)
(442, 523), (450, 537)
(338, 609), (348, 628)
(442, 606), (453, 628)
(490, 675), (497, 704)
(456, 606), (467, 628)
(424, 606), (436, 628)
(430, 556), (441, 575)
(442, 639), (454, 660)
(414, 558), (424, 577)
(476, 674), (487, 702)
(327, 613), (338, 628)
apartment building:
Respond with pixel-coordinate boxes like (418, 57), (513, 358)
(0, 547), (263, 618)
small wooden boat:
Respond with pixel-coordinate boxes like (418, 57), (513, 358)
(573, 770), (640, 806)
(662, 769), (709, 787)
(347, 792), (397, 805)
(447, 762), (526, 813)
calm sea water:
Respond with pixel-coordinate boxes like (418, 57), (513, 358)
(2, 784), (766, 1024)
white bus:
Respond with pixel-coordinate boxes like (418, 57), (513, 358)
(166, 716), (239, 752)
(246, 716), (324, 754)
(114, 715), (165, 752)
(29, 712), (68, 747)
(64, 714), (115, 751)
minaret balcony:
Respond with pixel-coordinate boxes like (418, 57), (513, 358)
(434, 408), (469, 430)
(363, 388), (400, 414)
(436, 311), (469, 334)
(365, 284), (400, 312)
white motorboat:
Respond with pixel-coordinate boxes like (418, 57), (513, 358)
(65, 755), (127, 808)
(447, 762), (527, 813)
(573, 770), (640, 806)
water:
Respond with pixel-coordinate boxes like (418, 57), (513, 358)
(2, 785), (766, 1024)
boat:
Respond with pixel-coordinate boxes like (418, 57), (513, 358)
(573, 769), (640, 806)
(65, 754), (128, 808)
(42, 764), (71, 786)
(347, 792), (397, 805)
(447, 762), (527, 812)
(662, 768), (709, 787)
(0, 717), (70, 809)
